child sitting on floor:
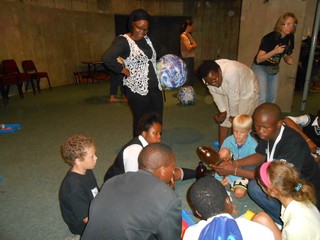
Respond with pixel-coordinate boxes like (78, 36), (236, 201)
(183, 176), (275, 240)
(215, 114), (257, 199)
(253, 160), (320, 240)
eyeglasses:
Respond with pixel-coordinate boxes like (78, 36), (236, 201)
(282, 23), (297, 27)
(204, 78), (217, 86)
(204, 71), (221, 86)
(133, 22), (149, 32)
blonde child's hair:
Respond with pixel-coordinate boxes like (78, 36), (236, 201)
(232, 114), (253, 131)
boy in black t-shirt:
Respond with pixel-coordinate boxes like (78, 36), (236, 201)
(59, 135), (99, 238)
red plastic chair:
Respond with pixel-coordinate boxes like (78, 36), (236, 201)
(2, 59), (36, 95)
(0, 63), (23, 105)
(22, 60), (51, 93)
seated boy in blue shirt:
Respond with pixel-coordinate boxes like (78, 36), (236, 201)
(215, 114), (257, 199)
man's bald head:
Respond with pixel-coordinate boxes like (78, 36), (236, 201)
(253, 103), (282, 123)
(138, 143), (173, 170)
(138, 143), (175, 184)
(253, 103), (283, 141)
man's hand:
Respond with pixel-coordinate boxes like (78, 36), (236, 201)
(210, 160), (235, 176)
(214, 111), (227, 124)
(307, 140), (317, 154)
(229, 116), (235, 124)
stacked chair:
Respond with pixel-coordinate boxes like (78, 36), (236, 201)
(0, 63), (21, 105)
(2, 59), (36, 95)
(0, 59), (51, 105)
(22, 60), (51, 93)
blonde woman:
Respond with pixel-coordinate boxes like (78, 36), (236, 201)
(252, 12), (298, 104)
(253, 161), (320, 240)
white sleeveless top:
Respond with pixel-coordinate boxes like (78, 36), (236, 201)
(122, 34), (161, 95)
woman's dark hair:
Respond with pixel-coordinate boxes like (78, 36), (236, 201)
(180, 19), (193, 33)
(135, 113), (162, 136)
(128, 9), (150, 33)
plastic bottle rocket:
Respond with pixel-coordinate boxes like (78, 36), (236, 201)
(196, 146), (223, 166)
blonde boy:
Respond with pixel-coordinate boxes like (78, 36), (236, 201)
(215, 114), (257, 199)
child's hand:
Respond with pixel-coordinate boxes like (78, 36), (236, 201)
(219, 148), (232, 162)
(220, 177), (229, 186)
(222, 156), (232, 162)
(232, 205), (239, 214)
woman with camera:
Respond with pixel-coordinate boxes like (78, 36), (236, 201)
(252, 12), (298, 104)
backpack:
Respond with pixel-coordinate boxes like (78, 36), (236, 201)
(199, 216), (243, 240)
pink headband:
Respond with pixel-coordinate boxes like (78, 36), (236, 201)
(260, 162), (272, 188)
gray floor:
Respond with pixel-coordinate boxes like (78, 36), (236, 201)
(0, 80), (319, 239)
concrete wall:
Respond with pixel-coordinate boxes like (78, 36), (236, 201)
(192, 0), (242, 65)
(0, 2), (112, 86)
(0, 0), (185, 87)
(1, 0), (318, 111)
(238, 0), (318, 112)
(0, 0), (242, 88)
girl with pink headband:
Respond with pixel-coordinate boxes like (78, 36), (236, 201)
(251, 161), (320, 240)
(259, 161), (272, 188)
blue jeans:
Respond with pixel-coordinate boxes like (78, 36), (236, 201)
(248, 180), (283, 225)
(252, 63), (279, 104)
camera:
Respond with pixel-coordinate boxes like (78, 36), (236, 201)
(279, 42), (292, 55)
(283, 45), (293, 55)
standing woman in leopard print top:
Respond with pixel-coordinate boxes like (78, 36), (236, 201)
(103, 9), (167, 136)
